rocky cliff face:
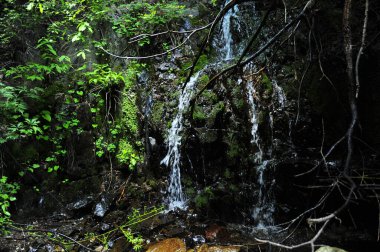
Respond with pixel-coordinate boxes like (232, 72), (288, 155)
(2, 0), (380, 251)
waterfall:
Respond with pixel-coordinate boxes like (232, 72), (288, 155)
(252, 160), (275, 228)
(162, 0), (242, 210)
(161, 72), (202, 210)
(272, 80), (286, 108)
(247, 79), (288, 228)
(246, 81), (263, 163)
(221, 0), (240, 60)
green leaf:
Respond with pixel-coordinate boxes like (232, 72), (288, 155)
(63, 122), (70, 129)
(38, 3), (43, 14)
(46, 44), (57, 56)
(41, 110), (52, 122)
(76, 51), (86, 60)
(71, 33), (82, 42)
(26, 3), (34, 11)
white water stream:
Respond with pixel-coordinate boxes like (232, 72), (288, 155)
(162, 0), (243, 210)
(247, 78), (287, 228)
(161, 72), (202, 210)
(221, 0), (240, 60)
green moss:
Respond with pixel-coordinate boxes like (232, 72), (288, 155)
(151, 102), (165, 126)
(261, 73), (273, 95)
(202, 90), (218, 103)
(193, 105), (206, 121)
(180, 54), (209, 76)
(198, 74), (209, 86)
(120, 94), (138, 135)
(258, 111), (267, 124)
(195, 194), (208, 208)
(185, 187), (196, 198)
(226, 132), (241, 159)
(210, 101), (224, 118)
(194, 186), (214, 209)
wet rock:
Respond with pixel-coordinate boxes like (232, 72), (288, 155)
(138, 70), (149, 84)
(160, 225), (186, 237)
(316, 247), (347, 252)
(110, 238), (129, 252)
(66, 131), (98, 178)
(195, 244), (240, 252)
(205, 224), (226, 241)
(93, 194), (112, 218)
(156, 62), (177, 72)
(95, 245), (106, 252)
(146, 238), (186, 252)
(67, 196), (94, 211)
(149, 137), (157, 150)
(100, 223), (111, 231)
(192, 234), (206, 244)
(158, 72), (176, 80)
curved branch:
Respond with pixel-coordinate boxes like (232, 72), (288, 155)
(189, 0), (316, 117)
(183, 0), (244, 86)
(98, 24), (209, 60)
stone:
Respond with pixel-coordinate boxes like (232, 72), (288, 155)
(315, 246), (347, 252)
(146, 238), (186, 252)
(95, 245), (106, 252)
(67, 196), (94, 211)
(156, 62), (177, 72)
(93, 194), (112, 218)
(196, 244), (240, 252)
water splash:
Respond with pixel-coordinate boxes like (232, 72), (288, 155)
(161, 72), (202, 210)
(252, 160), (275, 228)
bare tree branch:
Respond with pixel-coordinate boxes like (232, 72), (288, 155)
(98, 24), (211, 60)
(355, 0), (369, 98)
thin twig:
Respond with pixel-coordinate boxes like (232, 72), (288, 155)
(355, 0), (369, 98)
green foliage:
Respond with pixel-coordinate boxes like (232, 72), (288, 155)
(44, 206), (163, 251)
(116, 139), (142, 170)
(85, 64), (125, 88)
(0, 177), (19, 228)
(0, 0), (186, 225)
(110, 1), (185, 45)
(193, 105), (207, 121)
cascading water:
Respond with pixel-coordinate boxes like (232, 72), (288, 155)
(162, 0), (243, 210)
(272, 80), (287, 108)
(220, 0), (240, 60)
(252, 160), (275, 228)
(247, 78), (287, 228)
(246, 81), (263, 163)
(161, 72), (202, 210)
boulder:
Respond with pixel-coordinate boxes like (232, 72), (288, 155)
(196, 244), (240, 252)
(315, 246), (347, 252)
(146, 238), (186, 252)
